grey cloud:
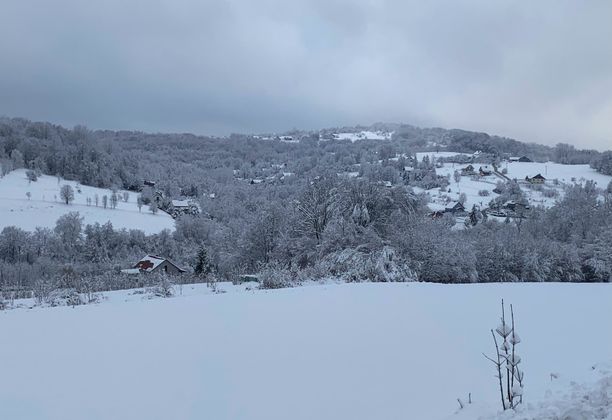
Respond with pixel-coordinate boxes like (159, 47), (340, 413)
(0, 0), (611, 149)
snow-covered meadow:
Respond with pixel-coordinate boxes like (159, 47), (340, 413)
(0, 169), (174, 233)
(1, 282), (610, 420)
(333, 130), (393, 142)
(421, 153), (612, 212)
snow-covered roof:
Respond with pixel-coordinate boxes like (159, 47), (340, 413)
(120, 268), (141, 275)
(135, 255), (166, 272)
(172, 199), (190, 207)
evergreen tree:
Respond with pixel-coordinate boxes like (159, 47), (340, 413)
(194, 246), (213, 276)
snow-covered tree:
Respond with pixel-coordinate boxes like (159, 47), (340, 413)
(149, 200), (158, 214)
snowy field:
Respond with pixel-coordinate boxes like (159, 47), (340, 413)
(500, 161), (612, 187)
(428, 160), (612, 211)
(334, 130), (393, 142)
(0, 169), (175, 233)
(1, 282), (611, 420)
(416, 151), (473, 161)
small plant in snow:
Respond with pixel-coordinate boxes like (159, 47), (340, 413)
(146, 274), (175, 298)
(483, 299), (524, 411)
(26, 169), (38, 182)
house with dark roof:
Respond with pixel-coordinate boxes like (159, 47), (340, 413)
(525, 174), (546, 184)
(461, 164), (476, 176)
(444, 202), (466, 215)
(509, 156), (532, 163)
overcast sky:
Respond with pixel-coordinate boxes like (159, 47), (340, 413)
(1, 0), (611, 149)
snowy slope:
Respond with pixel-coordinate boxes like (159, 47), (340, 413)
(429, 161), (612, 212)
(416, 151), (473, 161)
(334, 130), (393, 142)
(1, 282), (611, 420)
(0, 169), (175, 233)
(500, 161), (612, 187)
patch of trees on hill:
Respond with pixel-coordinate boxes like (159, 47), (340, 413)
(591, 151), (612, 176)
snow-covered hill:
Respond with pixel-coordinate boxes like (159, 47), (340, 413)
(0, 169), (175, 233)
(1, 282), (611, 420)
(424, 154), (612, 212)
(333, 130), (393, 142)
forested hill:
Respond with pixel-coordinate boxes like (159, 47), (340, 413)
(1, 115), (612, 297)
(1, 117), (610, 197)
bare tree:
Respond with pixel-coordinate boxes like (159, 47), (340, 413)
(59, 185), (75, 205)
(296, 176), (336, 243)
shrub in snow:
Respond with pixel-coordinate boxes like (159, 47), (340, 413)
(320, 246), (416, 283)
(484, 299), (524, 411)
(295, 260), (333, 283)
(26, 169), (38, 182)
(542, 187), (559, 198)
(46, 288), (83, 307)
(146, 274), (175, 298)
(478, 189), (490, 197)
(259, 262), (294, 289)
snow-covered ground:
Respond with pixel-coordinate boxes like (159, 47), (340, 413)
(500, 161), (612, 187)
(448, 361), (612, 419)
(1, 282), (611, 420)
(0, 169), (175, 233)
(428, 161), (612, 212)
(334, 130), (393, 142)
(416, 151), (473, 161)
